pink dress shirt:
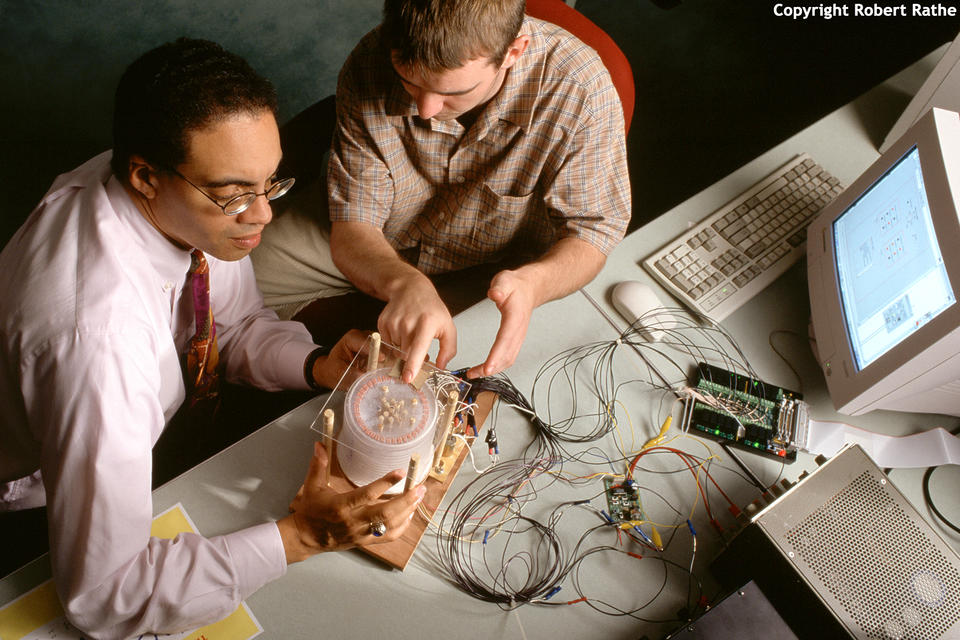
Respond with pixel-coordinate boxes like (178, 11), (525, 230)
(0, 152), (316, 638)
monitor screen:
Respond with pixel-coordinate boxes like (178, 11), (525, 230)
(832, 146), (956, 371)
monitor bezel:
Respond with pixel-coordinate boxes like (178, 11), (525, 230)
(807, 107), (960, 415)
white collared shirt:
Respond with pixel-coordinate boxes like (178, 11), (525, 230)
(0, 152), (316, 638)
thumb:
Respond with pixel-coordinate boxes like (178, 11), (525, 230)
(488, 286), (507, 306)
(304, 440), (331, 488)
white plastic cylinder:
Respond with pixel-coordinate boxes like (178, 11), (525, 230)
(337, 368), (439, 494)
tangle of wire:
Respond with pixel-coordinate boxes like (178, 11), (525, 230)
(422, 307), (782, 622)
(430, 457), (710, 622)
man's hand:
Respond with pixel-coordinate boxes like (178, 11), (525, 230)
(329, 222), (457, 384)
(465, 238), (608, 379)
(311, 329), (370, 389)
(278, 442), (426, 563)
(465, 269), (536, 379)
(379, 272), (457, 383)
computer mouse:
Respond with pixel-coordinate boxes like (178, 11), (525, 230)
(611, 280), (674, 341)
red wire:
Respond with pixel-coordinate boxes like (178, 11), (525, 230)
(630, 447), (710, 519)
(628, 446), (738, 522)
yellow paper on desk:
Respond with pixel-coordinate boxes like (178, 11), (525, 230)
(0, 503), (262, 640)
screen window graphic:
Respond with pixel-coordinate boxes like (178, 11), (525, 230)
(833, 146), (956, 371)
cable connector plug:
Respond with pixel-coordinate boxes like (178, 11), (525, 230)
(467, 410), (478, 437)
(485, 427), (499, 455)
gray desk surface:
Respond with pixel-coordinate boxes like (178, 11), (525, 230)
(3, 46), (960, 640)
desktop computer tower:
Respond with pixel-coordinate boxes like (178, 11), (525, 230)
(712, 445), (960, 639)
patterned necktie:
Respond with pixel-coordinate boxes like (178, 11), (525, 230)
(185, 249), (220, 407)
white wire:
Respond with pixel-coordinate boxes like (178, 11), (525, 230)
(512, 603), (529, 640)
(452, 433), (495, 474)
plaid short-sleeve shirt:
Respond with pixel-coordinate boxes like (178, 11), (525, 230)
(327, 17), (631, 275)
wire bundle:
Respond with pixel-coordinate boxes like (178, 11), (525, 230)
(434, 458), (564, 607)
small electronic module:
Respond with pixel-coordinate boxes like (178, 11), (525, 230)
(680, 363), (809, 462)
(604, 477), (643, 524)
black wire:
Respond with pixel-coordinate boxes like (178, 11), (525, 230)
(921, 424), (960, 535)
(719, 441), (766, 491)
(433, 458), (566, 607)
(921, 466), (960, 534)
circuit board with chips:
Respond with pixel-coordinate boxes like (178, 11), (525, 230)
(604, 478), (643, 524)
(680, 362), (808, 463)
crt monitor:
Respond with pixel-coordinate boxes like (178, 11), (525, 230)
(807, 107), (960, 416)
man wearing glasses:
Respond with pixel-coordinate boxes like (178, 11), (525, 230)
(0, 38), (423, 638)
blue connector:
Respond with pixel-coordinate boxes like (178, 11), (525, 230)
(632, 525), (654, 545)
(686, 519), (697, 536)
(544, 586), (562, 600)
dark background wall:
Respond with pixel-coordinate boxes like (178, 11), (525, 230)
(1, 0), (959, 247)
(0, 0), (383, 245)
(578, 0), (960, 228)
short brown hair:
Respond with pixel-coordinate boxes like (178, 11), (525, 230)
(382, 0), (525, 72)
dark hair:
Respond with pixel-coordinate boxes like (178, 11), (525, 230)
(382, 0), (525, 73)
(111, 37), (277, 179)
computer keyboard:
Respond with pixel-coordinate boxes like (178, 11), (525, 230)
(642, 154), (844, 321)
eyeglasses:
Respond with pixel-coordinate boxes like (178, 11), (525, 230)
(170, 169), (295, 216)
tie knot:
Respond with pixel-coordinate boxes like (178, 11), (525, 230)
(189, 249), (208, 275)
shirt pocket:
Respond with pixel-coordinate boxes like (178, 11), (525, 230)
(468, 182), (539, 256)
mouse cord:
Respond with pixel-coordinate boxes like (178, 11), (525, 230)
(578, 288), (678, 396)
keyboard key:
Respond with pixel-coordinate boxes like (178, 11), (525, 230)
(670, 274), (695, 292)
(756, 176), (788, 202)
(746, 241), (768, 259)
(655, 259), (678, 278)
(788, 229), (807, 246)
(730, 228), (750, 245)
